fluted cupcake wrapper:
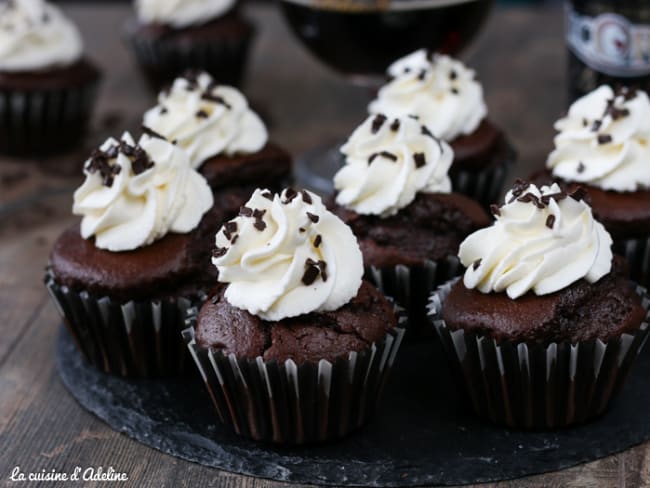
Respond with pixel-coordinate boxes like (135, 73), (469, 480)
(127, 23), (254, 92)
(182, 310), (405, 445)
(366, 256), (462, 339)
(428, 278), (650, 429)
(44, 269), (204, 378)
(0, 80), (99, 156)
(450, 142), (516, 208)
(615, 237), (650, 288)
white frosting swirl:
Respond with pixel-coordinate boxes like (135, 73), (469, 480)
(459, 182), (612, 299)
(143, 72), (268, 169)
(73, 132), (214, 252)
(213, 188), (364, 321)
(368, 49), (487, 141)
(334, 114), (452, 217)
(0, 0), (83, 71)
(547, 85), (650, 192)
(135, 0), (235, 28)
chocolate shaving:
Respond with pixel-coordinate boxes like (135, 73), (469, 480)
(546, 214), (556, 229)
(371, 114), (387, 134)
(413, 152), (426, 168)
(582, 118), (588, 127)
(597, 134), (612, 145)
(591, 120), (602, 132)
(261, 191), (273, 200)
(282, 188), (298, 204)
(472, 259), (482, 271)
(306, 212), (319, 223)
(239, 206), (253, 217)
(577, 161), (585, 173)
(390, 119), (400, 132)
(451, 88), (459, 95)
(222, 221), (237, 240)
(160, 107), (168, 115)
(201, 92), (232, 109)
(196, 109), (209, 119)
(231, 235), (239, 245)
(314, 235), (322, 248)
(490, 204), (501, 217)
(301, 190), (313, 204)
(252, 208), (267, 231)
(254, 220), (266, 231)
(141, 125), (166, 140)
(570, 186), (587, 201)
(368, 151), (398, 164)
(449, 70), (457, 80)
(508, 179), (530, 203)
(418, 69), (427, 81)
(517, 192), (545, 209)
(212, 246), (227, 258)
(301, 258), (328, 285)
(131, 146), (154, 174)
(299, 227), (306, 233)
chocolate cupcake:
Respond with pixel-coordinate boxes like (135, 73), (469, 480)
(142, 72), (292, 215)
(368, 49), (514, 206)
(126, 0), (254, 92)
(536, 85), (650, 287)
(183, 188), (404, 444)
(46, 132), (216, 377)
(331, 114), (490, 336)
(0, 0), (101, 156)
(429, 181), (650, 429)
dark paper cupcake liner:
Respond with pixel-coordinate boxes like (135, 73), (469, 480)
(127, 22), (254, 92)
(428, 278), (650, 429)
(0, 80), (100, 156)
(44, 269), (203, 378)
(183, 312), (405, 444)
(615, 237), (650, 288)
(366, 255), (462, 339)
(449, 142), (516, 208)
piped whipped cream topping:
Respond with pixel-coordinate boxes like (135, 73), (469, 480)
(135, 0), (236, 28)
(459, 181), (612, 299)
(368, 49), (487, 141)
(0, 0), (83, 71)
(142, 72), (267, 169)
(73, 132), (214, 252)
(547, 85), (650, 192)
(212, 188), (364, 321)
(334, 113), (453, 217)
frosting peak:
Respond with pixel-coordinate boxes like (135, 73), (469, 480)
(334, 114), (453, 217)
(212, 188), (364, 321)
(547, 85), (650, 192)
(368, 49), (487, 141)
(459, 181), (612, 299)
(73, 132), (213, 252)
(142, 72), (267, 169)
(135, 0), (236, 29)
(0, 0), (83, 71)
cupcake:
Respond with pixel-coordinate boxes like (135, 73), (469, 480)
(368, 49), (513, 206)
(428, 181), (650, 429)
(331, 113), (490, 336)
(183, 188), (404, 444)
(142, 71), (292, 212)
(0, 0), (101, 156)
(126, 0), (254, 92)
(537, 85), (650, 287)
(45, 132), (217, 377)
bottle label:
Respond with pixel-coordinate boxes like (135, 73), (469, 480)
(567, 5), (650, 78)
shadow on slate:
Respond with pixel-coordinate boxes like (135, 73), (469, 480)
(56, 326), (650, 487)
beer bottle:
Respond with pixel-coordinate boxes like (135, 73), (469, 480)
(566, 0), (650, 102)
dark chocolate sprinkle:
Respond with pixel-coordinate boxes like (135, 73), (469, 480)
(160, 107), (168, 115)
(141, 125), (166, 140)
(490, 204), (501, 217)
(449, 70), (457, 80)
(390, 119), (400, 132)
(472, 259), (482, 271)
(230, 234), (239, 245)
(301, 190), (313, 204)
(577, 161), (585, 173)
(582, 118), (588, 127)
(299, 227), (306, 233)
(254, 221), (267, 231)
(306, 212), (319, 223)
(314, 235), (322, 248)
(597, 134), (613, 145)
(301, 260), (320, 286)
(371, 114), (387, 134)
(451, 88), (459, 95)
(196, 110), (209, 119)
(212, 246), (227, 258)
(201, 92), (232, 109)
(261, 191), (273, 200)
(368, 151), (398, 164)
(282, 188), (298, 204)
(570, 186), (587, 201)
(591, 120), (602, 132)
(413, 152), (426, 168)
(239, 206), (253, 217)
(546, 214), (556, 229)
(418, 69), (427, 81)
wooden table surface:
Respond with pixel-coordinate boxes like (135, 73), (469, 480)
(2, 3), (650, 487)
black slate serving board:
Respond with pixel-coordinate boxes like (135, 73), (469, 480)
(56, 326), (650, 486)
